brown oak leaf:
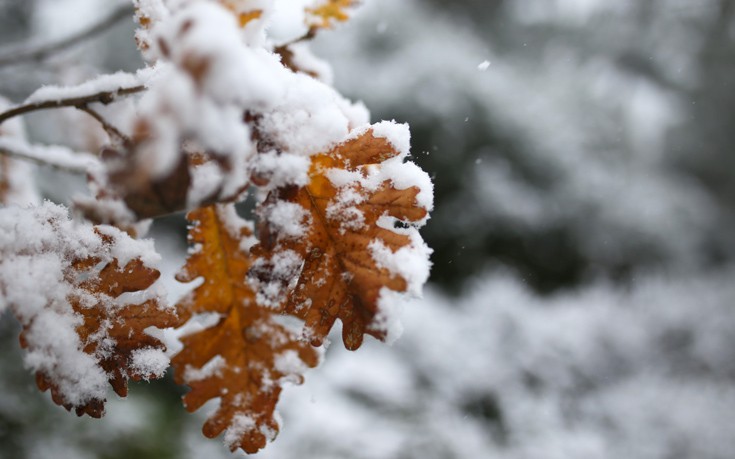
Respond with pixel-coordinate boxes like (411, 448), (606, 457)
(22, 231), (179, 418)
(251, 127), (430, 350)
(173, 204), (320, 454)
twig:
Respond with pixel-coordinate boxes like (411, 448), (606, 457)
(0, 4), (135, 68)
(77, 106), (132, 147)
(0, 85), (145, 126)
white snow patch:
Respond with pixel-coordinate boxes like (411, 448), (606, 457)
(130, 347), (170, 379)
(275, 349), (310, 383)
(251, 151), (310, 189)
(184, 355), (226, 383)
(224, 414), (256, 450)
(369, 230), (432, 297)
(263, 201), (310, 239)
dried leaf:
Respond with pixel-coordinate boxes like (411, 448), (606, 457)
(13, 223), (179, 418)
(251, 127), (430, 350)
(307, 0), (356, 29)
(173, 205), (319, 453)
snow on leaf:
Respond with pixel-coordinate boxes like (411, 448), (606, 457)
(0, 203), (177, 418)
(172, 204), (320, 454)
(250, 123), (433, 350)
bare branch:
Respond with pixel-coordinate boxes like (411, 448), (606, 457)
(0, 85), (145, 126)
(0, 138), (99, 174)
(0, 4), (135, 68)
(78, 106), (132, 147)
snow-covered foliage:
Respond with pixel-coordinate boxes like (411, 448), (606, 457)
(0, 0), (434, 454)
(0, 202), (174, 414)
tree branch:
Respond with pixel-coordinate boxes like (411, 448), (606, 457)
(0, 85), (145, 126)
(0, 139), (98, 174)
(77, 106), (132, 147)
(0, 4), (135, 68)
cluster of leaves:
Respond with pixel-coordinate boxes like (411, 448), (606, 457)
(0, 0), (432, 454)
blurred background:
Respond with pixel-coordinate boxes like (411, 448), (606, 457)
(1, 0), (734, 457)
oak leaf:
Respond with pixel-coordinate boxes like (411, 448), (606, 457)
(307, 0), (356, 29)
(173, 204), (320, 453)
(17, 228), (179, 418)
(251, 125), (431, 350)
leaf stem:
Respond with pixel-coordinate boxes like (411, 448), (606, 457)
(77, 105), (132, 147)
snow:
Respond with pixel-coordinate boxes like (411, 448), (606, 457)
(268, 0), (313, 46)
(274, 350), (311, 384)
(326, 189), (366, 233)
(215, 203), (255, 241)
(251, 151), (310, 189)
(184, 355), (226, 383)
(0, 0), (436, 453)
(257, 71), (356, 156)
(370, 120), (411, 157)
(224, 414), (256, 450)
(0, 137), (100, 172)
(25, 68), (155, 104)
(369, 230), (432, 296)
(187, 160), (224, 207)
(327, 122), (434, 218)
(261, 201), (310, 240)
(0, 97), (40, 207)
(126, 0), (372, 203)
(286, 42), (335, 84)
(130, 347), (170, 379)
(250, 249), (304, 310)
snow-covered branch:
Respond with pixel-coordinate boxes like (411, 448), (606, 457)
(0, 137), (99, 173)
(0, 84), (145, 126)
